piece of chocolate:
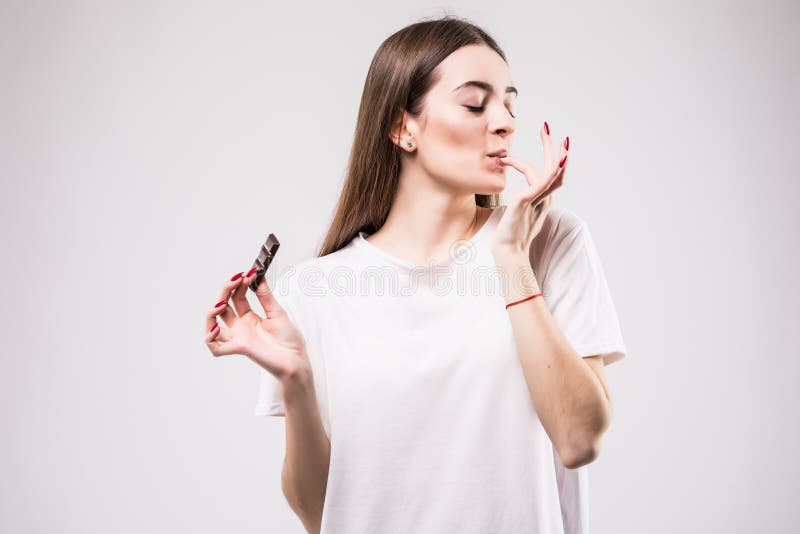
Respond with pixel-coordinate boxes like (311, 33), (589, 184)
(248, 233), (280, 292)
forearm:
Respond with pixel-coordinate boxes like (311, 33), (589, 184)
(280, 364), (331, 534)
(494, 250), (611, 467)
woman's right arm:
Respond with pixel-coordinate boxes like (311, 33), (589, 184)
(279, 361), (331, 534)
(203, 269), (331, 533)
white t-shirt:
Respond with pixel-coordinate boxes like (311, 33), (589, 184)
(255, 204), (627, 534)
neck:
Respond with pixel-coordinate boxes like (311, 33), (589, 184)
(366, 170), (492, 265)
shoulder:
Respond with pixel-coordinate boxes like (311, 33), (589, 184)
(526, 204), (595, 285)
(543, 204), (587, 240)
(529, 203), (586, 257)
(499, 202), (586, 242)
(273, 237), (363, 298)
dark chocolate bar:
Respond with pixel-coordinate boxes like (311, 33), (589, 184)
(248, 233), (280, 292)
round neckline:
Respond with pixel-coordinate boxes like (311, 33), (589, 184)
(354, 205), (504, 273)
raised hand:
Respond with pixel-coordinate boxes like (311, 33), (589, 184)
(204, 268), (309, 380)
(491, 121), (569, 256)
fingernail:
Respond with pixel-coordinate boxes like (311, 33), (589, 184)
(230, 272), (244, 281)
(210, 322), (219, 333)
(565, 137), (569, 150)
(559, 155), (567, 168)
(246, 267), (257, 277)
(544, 121), (550, 135)
(214, 300), (226, 308)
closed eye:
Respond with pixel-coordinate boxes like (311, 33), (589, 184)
(464, 105), (515, 118)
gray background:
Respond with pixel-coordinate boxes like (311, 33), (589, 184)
(2, 1), (798, 532)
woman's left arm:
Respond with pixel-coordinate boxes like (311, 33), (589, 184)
(493, 249), (611, 470)
(492, 125), (612, 469)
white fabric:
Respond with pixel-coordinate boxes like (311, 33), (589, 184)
(255, 204), (627, 534)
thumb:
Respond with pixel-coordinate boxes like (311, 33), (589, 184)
(254, 274), (285, 318)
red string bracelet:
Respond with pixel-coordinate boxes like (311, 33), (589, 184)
(505, 292), (543, 309)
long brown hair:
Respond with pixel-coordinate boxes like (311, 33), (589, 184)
(316, 15), (507, 258)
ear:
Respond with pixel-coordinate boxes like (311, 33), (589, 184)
(389, 108), (417, 152)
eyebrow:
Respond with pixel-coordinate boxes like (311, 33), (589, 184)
(452, 80), (518, 96)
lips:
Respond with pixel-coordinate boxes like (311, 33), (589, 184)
(487, 150), (508, 158)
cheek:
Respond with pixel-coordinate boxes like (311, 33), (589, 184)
(424, 112), (484, 166)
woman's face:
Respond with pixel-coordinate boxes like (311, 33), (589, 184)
(403, 44), (517, 195)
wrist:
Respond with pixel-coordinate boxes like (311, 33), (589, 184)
(492, 250), (542, 305)
(280, 358), (315, 402)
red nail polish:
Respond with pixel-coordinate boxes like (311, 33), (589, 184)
(559, 155), (567, 168)
(230, 272), (243, 281)
(210, 322), (218, 333)
(214, 300), (226, 308)
(544, 121), (550, 135)
(565, 137), (569, 150)
(246, 267), (257, 277)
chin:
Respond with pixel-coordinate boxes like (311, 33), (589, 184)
(475, 174), (507, 194)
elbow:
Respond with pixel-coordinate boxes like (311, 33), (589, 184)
(281, 467), (327, 534)
(560, 401), (612, 469)
(560, 440), (601, 470)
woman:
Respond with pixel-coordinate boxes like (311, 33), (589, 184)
(204, 15), (627, 534)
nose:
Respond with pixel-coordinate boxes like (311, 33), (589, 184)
(489, 105), (515, 138)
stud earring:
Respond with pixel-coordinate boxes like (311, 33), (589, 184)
(406, 141), (413, 148)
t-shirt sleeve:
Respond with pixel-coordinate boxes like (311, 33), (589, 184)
(255, 368), (286, 416)
(541, 220), (628, 366)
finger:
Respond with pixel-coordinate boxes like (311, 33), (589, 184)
(214, 271), (245, 326)
(230, 268), (255, 317)
(538, 154), (568, 199)
(530, 169), (563, 205)
(526, 158), (567, 205)
(536, 137), (568, 194)
(205, 318), (220, 340)
(499, 155), (542, 187)
(205, 298), (229, 337)
(205, 322), (234, 357)
(541, 121), (555, 172)
(253, 271), (285, 319)
(560, 138), (569, 169)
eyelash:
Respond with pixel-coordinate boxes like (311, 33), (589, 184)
(465, 105), (515, 118)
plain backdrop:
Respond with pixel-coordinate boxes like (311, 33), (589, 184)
(2, 1), (798, 532)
